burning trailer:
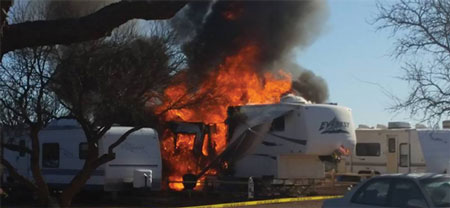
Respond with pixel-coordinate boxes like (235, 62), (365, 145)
(2, 95), (356, 194)
(162, 94), (356, 190)
(153, 0), (340, 191)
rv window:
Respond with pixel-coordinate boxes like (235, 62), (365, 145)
(79, 143), (88, 159)
(42, 143), (59, 168)
(399, 143), (409, 167)
(271, 116), (285, 131)
(388, 138), (396, 153)
(356, 143), (380, 156)
(19, 140), (26, 157)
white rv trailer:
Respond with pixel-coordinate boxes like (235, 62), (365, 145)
(224, 95), (356, 179)
(2, 119), (162, 191)
(339, 122), (450, 175)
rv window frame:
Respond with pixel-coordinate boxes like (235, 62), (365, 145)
(270, 115), (285, 132)
(355, 143), (381, 157)
(42, 143), (59, 168)
(79, 142), (88, 159)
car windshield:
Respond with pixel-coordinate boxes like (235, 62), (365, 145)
(421, 177), (450, 207)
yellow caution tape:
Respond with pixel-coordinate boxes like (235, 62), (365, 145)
(180, 195), (343, 208)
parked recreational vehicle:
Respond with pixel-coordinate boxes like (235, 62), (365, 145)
(223, 94), (357, 179)
(2, 119), (162, 192)
(339, 121), (450, 175)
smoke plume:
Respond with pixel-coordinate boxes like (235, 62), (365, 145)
(292, 68), (329, 103)
(24, 0), (331, 103)
(171, 0), (329, 102)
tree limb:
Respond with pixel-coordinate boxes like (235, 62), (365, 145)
(1, 158), (37, 192)
(1, 0), (187, 55)
(108, 126), (143, 154)
(59, 126), (142, 207)
(2, 143), (32, 154)
(1, 0), (12, 29)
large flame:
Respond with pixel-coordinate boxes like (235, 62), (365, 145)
(156, 45), (291, 190)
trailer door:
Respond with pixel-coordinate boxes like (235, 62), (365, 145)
(398, 143), (410, 173)
(386, 136), (398, 173)
(396, 131), (411, 173)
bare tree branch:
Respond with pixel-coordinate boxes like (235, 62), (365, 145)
(2, 143), (32, 154)
(375, 0), (450, 124)
(107, 126), (143, 154)
(0, 0), (13, 29)
(1, 158), (37, 193)
(1, 0), (187, 55)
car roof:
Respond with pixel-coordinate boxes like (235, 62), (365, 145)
(373, 173), (450, 180)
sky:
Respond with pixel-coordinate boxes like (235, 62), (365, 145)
(296, 0), (416, 127)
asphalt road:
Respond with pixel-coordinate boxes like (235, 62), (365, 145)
(235, 200), (323, 208)
(4, 198), (326, 208)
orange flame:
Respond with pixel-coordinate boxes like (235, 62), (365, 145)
(157, 45), (292, 191)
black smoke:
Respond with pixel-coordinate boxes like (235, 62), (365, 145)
(37, 0), (331, 103)
(292, 69), (328, 103)
(171, 0), (329, 102)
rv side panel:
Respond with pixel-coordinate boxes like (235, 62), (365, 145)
(102, 127), (162, 191)
(351, 129), (387, 174)
(39, 128), (104, 189)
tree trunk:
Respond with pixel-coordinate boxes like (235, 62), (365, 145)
(59, 142), (97, 207)
(59, 154), (115, 207)
(48, 195), (61, 208)
(1, 158), (37, 192)
(29, 127), (50, 205)
(59, 127), (141, 207)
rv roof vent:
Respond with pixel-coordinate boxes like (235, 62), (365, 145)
(280, 94), (309, 104)
(358, 124), (371, 129)
(376, 124), (387, 129)
(388, 122), (411, 129)
(443, 120), (450, 129)
(416, 123), (427, 129)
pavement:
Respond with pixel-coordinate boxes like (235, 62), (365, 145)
(180, 196), (339, 208)
(236, 200), (323, 208)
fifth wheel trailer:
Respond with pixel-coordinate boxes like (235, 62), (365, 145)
(339, 122), (450, 175)
(2, 119), (162, 192)
(222, 94), (357, 179)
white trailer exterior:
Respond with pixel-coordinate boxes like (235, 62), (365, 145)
(416, 130), (450, 173)
(340, 123), (450, 175)
(344, 127), (426, 175)
(3, 120), (162, 191)
(226, 95), (357, 179)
